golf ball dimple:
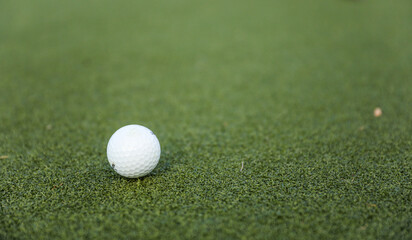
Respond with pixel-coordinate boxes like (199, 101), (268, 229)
(107, 124), (161, 178)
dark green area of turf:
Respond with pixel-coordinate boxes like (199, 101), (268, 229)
(1, 0), (411, 239)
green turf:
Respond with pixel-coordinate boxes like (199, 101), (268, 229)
(1, 0), (411, 239)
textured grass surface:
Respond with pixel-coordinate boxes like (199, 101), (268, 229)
(1, 0), (411, 239)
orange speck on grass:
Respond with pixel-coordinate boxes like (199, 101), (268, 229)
(374, 108), (382, 117)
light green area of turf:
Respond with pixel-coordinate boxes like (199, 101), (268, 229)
(1, 0), (411, 239)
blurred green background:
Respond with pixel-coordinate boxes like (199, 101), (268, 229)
(1, 0), (411, 239)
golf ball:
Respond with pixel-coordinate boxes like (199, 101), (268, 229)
(107, 124), (161, 178)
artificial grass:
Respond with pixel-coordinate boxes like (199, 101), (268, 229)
(1, 0), (411, 239)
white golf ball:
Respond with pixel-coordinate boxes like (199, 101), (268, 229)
(107, 124), (161, 178)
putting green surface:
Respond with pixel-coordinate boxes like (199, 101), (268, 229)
(1, 0), (411, 239)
